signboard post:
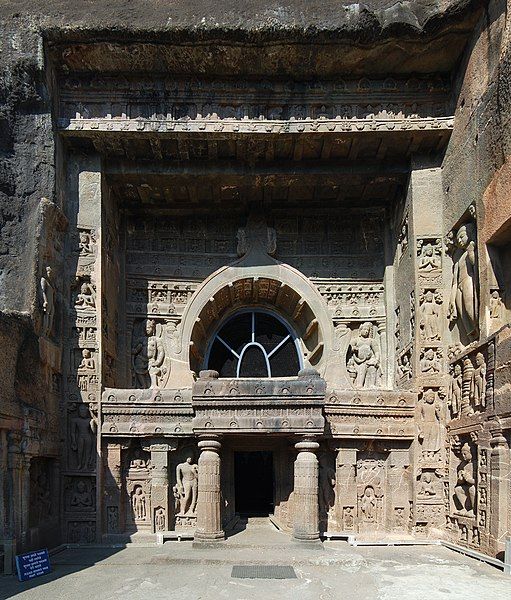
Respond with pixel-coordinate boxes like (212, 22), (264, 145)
(15, 549), (51, 582)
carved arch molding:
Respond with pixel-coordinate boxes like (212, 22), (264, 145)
(188, 276), (324, 375)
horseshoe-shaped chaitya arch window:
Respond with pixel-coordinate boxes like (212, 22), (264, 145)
(205, 310), (303, 378)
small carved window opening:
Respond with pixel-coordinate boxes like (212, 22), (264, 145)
(206, 310), (302, 378)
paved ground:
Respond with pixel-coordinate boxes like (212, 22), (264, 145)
(1, 519), (508, 600)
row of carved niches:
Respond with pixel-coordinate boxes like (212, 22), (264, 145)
(342, 321), (385, 389)
(126, 279), (197, 317)
(322, 282), (385, 320)
(323, 446), (412, 535)
(105, 440), (199, 535)
(124, 212), (385, 280)
(447, 341), (495, 420)
(58, 74), (450, 122)
(130, 317), (181, 389)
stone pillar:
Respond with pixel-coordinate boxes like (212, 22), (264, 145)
(19, 455), (31, 551)
(489, 429), (510, 555)
(194, 435), (224, 543)
(293, 438), (320, 542)
(149, 442), (172, 534)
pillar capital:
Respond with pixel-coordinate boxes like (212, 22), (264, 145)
(198, 435), (222, 453)
(295, 439), (320, 452)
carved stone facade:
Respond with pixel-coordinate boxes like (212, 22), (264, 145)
(1, 0), (510, 571)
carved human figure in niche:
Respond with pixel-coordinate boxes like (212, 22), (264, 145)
(397, 353), (411, 378)
(395, 506), (405, 527)
(343, 507), (354, 529)
(172, 484), (181, 513)
(449, 363), (462, 418)
(347, 322), (381, 388)
(75, 282), (96, 309)
(454, 443), (476, 516)
(155, 507), (166, 532)
(360, 486), (377, 521)
(79, 231), (93, 255)
(447, 223), (478, 339)
(165, 321), (180, 353)
(418, 472), (437, 496)
(129, 449), (150, 471)
(489, 290), (503, 319)
(78, 349), (95, 371)
(419, 291), (441, 340)
(40, 266), (55, 337)
(398, 221), (408, 255)
(131, 319), (166, 389)
(418, 389), (442, 460)
(420, 348), (441, 374)
(319, 462), (336, 515)
(70, 480), (93, 508)
(470, 352), (486, 412)
(175, 457), (198, 516)
(34, 472), (52, 521)
(107, 506), (118, 533)
(132, 486), (147, 520)
(418, 243), (441, 271)
(70, 404), (95, 471)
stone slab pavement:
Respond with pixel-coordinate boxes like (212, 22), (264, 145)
(0, 520), (509, 600)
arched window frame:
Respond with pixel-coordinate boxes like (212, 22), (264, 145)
(204, 308), (304, 378)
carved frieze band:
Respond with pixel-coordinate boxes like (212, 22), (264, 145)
(59, 117), (454, 135)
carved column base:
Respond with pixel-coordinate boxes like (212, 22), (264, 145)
(293, 438), (320, 542)
(194, 436), (225, 544)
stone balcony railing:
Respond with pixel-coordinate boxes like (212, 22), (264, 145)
(191, 369), (326, 434)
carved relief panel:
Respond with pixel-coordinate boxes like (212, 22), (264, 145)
(355, 454), (386, 532)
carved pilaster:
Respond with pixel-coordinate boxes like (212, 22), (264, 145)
(103, 443), (123, 535)
(148, 442), (173, 534)
(333, 446), (357, 532)
(293, 438), (320, 542)
(194, 435), (224, 543)
(489, 427), (510, 555)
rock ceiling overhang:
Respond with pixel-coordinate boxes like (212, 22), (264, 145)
(42, 0), (483, 77)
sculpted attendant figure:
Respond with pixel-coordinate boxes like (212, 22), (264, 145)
(132, 319), (165, 389)
(470, 352), (486, 412)
(419, 291), (440, 340)
(447, 223), (478, 339)
(360, 486), (376, 521)
(132, 487), (147, 520)
(70, 404), (95, 470)
(175, 457), (198, 516)
(418, 389), (442, 459)
(449, 363), (462, 417)
(347, 322), (381, 388)
(454, 443), (476, 516)
(40, 266), (55, 336)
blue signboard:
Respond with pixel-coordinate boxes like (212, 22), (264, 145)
(15, 549), (51, 582)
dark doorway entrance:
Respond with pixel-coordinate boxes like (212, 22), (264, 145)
(234, 451), (274, 515)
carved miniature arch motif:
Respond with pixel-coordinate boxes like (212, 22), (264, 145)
(187, 276), (324, 375)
